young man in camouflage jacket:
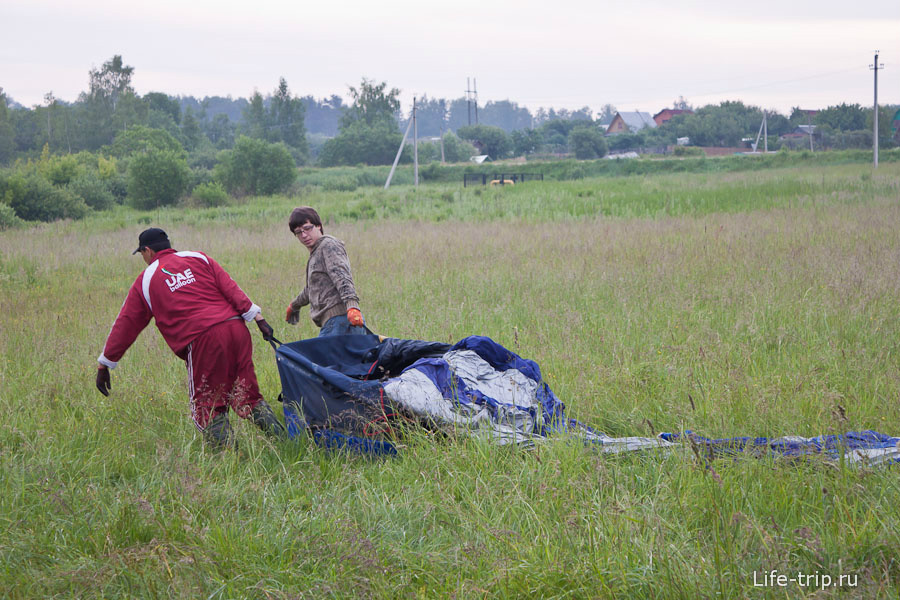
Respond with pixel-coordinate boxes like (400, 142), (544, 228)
(285, 207), (367, 337)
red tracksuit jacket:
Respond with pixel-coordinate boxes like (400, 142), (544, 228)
(98, 249), (260, 367)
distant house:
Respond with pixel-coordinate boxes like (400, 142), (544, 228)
(470, 155), (492, 164)
(653, 109), (693, 126)
(606, 112), (657, 135)
(782, 124), (816, 138)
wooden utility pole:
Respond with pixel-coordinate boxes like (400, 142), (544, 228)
(466, 78), (472, 126)
(413, 97), (418, 187)
(807, 112), (814, 152)
(871, 51), (884, 168)
(474, 78), (479, 124)
(385, 113), (413, 189)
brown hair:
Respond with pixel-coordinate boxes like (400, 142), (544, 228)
(288, 207), (323, 233)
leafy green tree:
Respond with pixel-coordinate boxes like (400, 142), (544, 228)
(0, 202), (23, 229)
(415, 132), (476, 164)
(68, 172), (115, 210)
(112, 91), (147, 132)
(511, 128), (542, 156)
(204, 113), (235, 149)
(270, 78), (309, 162)
(143, 92), (181, 124)
(534, 106), (593, 125)
(457, 124), (511, 159)
(12, 107), (42, 153)
(89, 55), (135, 112)
(342, 78), (401, 127)
(673, 96), (693, 111)
(31, 92), (69, 154)
(607, 131), (646, 152)
(815, 103), (865, 131)
(537, 118), (587, 152)
(214, 136), (295, 196)
(0, 89), (17, 164)
(109, 125), (185, 158)
(665, 101), (762, 147)
(403, 95), (448, 137)
(190, 181), (230, 207)
(597, 104), (618, 124)
(242, 91), (269, 140)
(80, 55), (137, 148)
(442, 133), (477, 163)
(180, 106), (204, 152)
(3, 173), (89, 221)
(127, 149), (190, 209)
(301, 94), (344, 136)
(319, 79), (404, 166)
(447, 97), (472, 131)
(766, 113), (792, 137)
(240, 79), (309, 164)
(865, 105), (896, 149)
(568, 126), (608, 159)
(42, 153), (81, 185)
(142, 92), (182, 141)
(318, 119), (406, 166)
(479, 100), (533, 132)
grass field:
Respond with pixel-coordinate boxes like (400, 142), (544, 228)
(2, 161), (900, 598)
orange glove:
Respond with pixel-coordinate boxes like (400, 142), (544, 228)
(285, 303), (300, 325)
(347, 307), (364, 327)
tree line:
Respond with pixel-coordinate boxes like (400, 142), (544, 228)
(1, 54), (898, 229)
(3, 54), (898, 169)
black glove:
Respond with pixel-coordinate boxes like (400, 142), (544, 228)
(256, 318), (274, 341)
(96, 366), (111, 396)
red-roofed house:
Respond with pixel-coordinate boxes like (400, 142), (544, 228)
(653, 109), (693, 126)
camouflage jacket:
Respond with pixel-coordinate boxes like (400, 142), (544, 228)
(291, 235), (360, 327)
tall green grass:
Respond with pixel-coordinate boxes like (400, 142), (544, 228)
(73, 161), (900, 231)
(295, 147), (900, 189)
(1, 163), (899, 598)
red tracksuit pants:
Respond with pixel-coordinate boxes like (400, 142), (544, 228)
(186, 318), (263, 430)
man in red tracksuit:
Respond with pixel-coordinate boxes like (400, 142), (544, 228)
(95, 227), (285, 448)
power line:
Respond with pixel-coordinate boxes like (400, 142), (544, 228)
(516, 64), (870, 111)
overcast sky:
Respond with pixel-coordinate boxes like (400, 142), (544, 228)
(3, 0), (899, 117)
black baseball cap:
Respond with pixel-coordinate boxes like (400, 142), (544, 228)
(133, 227), (170, 254)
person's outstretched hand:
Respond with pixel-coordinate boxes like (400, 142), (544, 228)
(347, 308), (364, 327)
(285, 304), (300, 325)
(257, 318), (274, 341)
(96, 366), (111, 396)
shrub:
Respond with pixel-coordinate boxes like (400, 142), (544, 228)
(442, 133), (478, 163)
(42, 154), (81, 186)
(457, 125), (512, 159)
(318, 120), (407, 167)
(0, 202), (23, 230)
(127, 149), (190, 210)
(190, 181), (230, 207)
(191, 168), (215, 188)
(68, 172), (115, 210)
(110, 125), (186, 158)
(187, 142), (219, 170)
(214, 136), (296, 196)
(322, 175), (359, 192)
(672, 145), (705, 157)
(4, 173), (89, 221)
(568, 127), (608, 159)
(97, 155), (119, 179)
(107, 173), (128, 203)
